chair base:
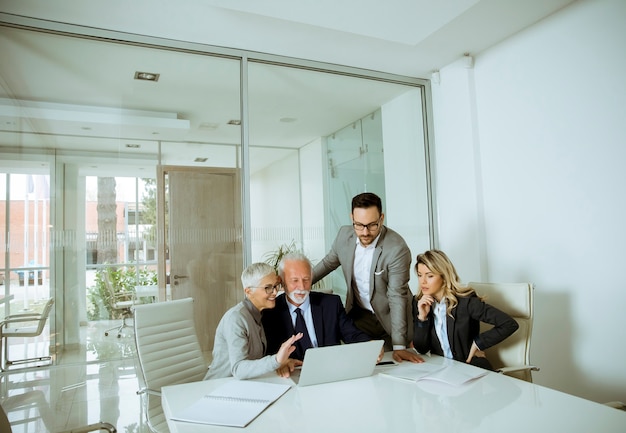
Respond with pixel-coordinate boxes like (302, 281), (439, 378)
(104, 315), (133, 338)
(57, 421), (117, 433)
(2, 355), (53, 372)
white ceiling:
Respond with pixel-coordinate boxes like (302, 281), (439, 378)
(0, 0), (576, 170)
(0, 0), (576, 77)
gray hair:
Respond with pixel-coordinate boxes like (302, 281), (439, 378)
(241, 262), (275, 291)
(277, 251), (312, 278)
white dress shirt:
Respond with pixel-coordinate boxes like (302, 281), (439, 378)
(433, 299), (453, 359)
(353, 234), (381, 312)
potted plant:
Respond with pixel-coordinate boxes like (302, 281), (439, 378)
(262, 241), (329, 292)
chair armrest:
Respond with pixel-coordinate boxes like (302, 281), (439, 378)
(2, 313), (42, 320)
(497, 365), (540, 374)
(137, 387), (161, 397)
(112, 292), (135, 302)
(604, 401), (626, 410)
(1, 317), (44, 326)
(57, 421), (117, 433)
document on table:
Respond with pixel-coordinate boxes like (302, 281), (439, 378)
(170, 380), (292, 427)
(381, 362), (487, 386)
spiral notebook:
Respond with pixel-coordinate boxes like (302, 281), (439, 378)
(170, 380), (291, 427)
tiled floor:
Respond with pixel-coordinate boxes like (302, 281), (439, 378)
(1, 321), (151, 433)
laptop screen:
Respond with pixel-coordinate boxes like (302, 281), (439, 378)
(293, 340), (384, 387)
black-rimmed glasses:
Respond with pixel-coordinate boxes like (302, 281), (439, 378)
(254, 282), (283, 294)
(352, 218), (381, 231)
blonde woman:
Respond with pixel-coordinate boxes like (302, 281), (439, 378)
(412, 250), (518, 370)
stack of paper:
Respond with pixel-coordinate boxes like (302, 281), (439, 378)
(381, 362), (488, 386)
(171, 380), (292, 427)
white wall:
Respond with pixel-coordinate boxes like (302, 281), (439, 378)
(299, 138), (327, 262)
(432, 0), (626, 403)
(382, 88), (431, 294)
(249, 152), (301, 262)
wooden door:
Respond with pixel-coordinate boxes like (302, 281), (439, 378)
(158, 166), (242, 356)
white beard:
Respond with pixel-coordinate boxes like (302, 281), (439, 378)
(286, 289), (309, 305)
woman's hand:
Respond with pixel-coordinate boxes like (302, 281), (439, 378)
(276, 333), (303, 365)
(417, 295), (435, 321)
(466, 341), (486, 363)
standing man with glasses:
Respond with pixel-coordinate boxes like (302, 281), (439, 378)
(204, 262), (303, 380)
(313, 192), (423, 363)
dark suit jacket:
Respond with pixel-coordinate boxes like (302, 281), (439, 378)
(412, 294), (519, 363)
(312, 225), (413, 347)
(262, 292), (370, 360)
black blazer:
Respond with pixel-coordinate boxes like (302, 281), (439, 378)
(412, 294), (519, 363)
(262, 292), (370, 360)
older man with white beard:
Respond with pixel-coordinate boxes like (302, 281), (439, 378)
(262, 251), (372, 366)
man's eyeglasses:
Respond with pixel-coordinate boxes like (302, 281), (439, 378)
(254, 283), (283, 294)
(352, 218), (381, 232)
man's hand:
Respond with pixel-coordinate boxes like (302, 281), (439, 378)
(392, 349), (424, 363)
(276, 358), (302, 377)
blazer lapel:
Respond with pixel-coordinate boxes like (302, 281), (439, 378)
(368, 225), (386, 295)
(446, 309), (456, 350)
(369, 247), (383, 295)
(278, 296), (296, 334)
(344, 230), (358, 311)
(310, 294), (324, 346)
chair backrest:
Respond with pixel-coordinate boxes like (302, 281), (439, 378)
(35, 298), (55, 334)
(133, 298), (207, 433)
(467, 282), (534, 373)
(102, 271), (120, 299)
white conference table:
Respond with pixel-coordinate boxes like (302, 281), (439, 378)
(162, 353), (626, 433)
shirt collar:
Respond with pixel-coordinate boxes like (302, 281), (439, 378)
(287, 295), (311, 314)
(434, 298), (447, 314)
(243, 297), (262, 324)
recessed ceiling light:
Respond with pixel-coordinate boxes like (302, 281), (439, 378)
(194, 157), (208, 162)
(125, 144), (140, 149)
(134, 71), (160, 82)
(227, 120), (241, 125)
(280, 117), (297, 123)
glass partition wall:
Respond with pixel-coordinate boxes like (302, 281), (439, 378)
(0, 19), (433, 366)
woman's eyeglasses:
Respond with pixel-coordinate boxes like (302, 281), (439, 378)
(254, 283), (283, 294)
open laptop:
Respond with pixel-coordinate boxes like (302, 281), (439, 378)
(292, 340), (384, 387)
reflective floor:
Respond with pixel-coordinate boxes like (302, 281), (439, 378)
(2, 321), (150, 433)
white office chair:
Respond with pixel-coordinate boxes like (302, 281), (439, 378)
(467, 282), (540, 382)
(1, 390), (117, 433)
(102, 272), (139, 338)
(133, 298), (207, 433)
(0, 298), (55, 371)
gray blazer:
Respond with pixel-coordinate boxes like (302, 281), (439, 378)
(312, 225), (413, 347)
(204, 298), (280, 380)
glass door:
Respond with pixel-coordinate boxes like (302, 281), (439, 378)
(1, 162), (53, 364)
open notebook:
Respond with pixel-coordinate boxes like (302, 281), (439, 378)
(170, 380), (291, 427)
(292, 340), (384, 387)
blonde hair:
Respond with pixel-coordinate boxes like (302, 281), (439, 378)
(414, 250), (478, 317)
